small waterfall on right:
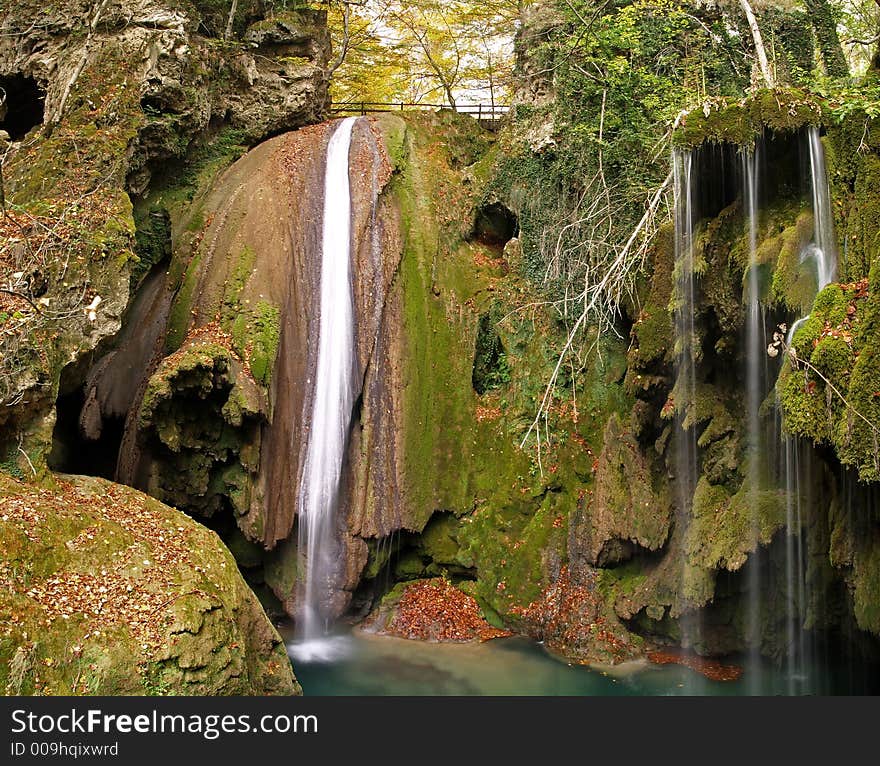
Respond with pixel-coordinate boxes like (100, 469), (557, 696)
(674, 126), (841, 692)
(777, 126), (838, 691)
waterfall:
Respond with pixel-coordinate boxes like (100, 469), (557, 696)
(742, 147), (764, 692)
(672, 148), (701, 668)
(807, 127), (837, 289)
(294, 116), (360, 653)
(777, 127), (838, 689)
(787, 129), (837, 348)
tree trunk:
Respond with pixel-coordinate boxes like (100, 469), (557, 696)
(224, 0), (239, 40)
(739, 0), (775, 88)
(805, 0), (849, 77)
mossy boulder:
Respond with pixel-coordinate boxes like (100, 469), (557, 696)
(685, 476), (786, 571)
(0, 473), (298, 695)
(135, 326), (267, 535)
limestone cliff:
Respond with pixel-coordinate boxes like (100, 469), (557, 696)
(0, 0), (328, 468)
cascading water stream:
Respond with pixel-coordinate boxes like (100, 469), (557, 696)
(293, 116), (360, 657)
(777, 126), (838, 690)
(672, 148), (701, 678)
(742, 147), (764, 692)
(787, 127), (837, 345)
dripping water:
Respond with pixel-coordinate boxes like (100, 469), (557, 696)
(672, 148), (701, 674)
(292, 116), (360, 660)
(777, 126), (838, 689)
(742, 146), (764, 692)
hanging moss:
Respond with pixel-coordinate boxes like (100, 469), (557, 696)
(825, 114), (880, 282)
(685, 476), (786, 572)
(673, 88), (823, 148)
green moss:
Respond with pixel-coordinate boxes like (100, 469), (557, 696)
(222, 246), (258, 326)
(673, 88), (823, 148)
(825, 111), (880, 281)
(375, 114), (407, 171)
(778, 271), (880, 480)
(685, 477), (786, 572)
(137, 339), (265, 520)
(166, 252), (203, 351)
(0, 474), (296, 695)
(243, 301), (280, 387)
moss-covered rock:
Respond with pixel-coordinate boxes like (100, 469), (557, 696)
(571, 413), (671, 567)
(0, 473), (298, 695)
(136, 325), (266, 534)
(778, 272), (880, 481)
(673, 88), (823, 148)
(685, 476), (786, 571)
(0, 1), (330, 467)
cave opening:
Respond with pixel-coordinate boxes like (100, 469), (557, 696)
(47, 386), (126, 481)
(471, 201), (518, 250)
(0, 74), (46, 141)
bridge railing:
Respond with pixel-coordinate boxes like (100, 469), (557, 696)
(329, 102), (510, 127)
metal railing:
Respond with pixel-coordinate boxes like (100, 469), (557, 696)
(329, 101), (510, 127)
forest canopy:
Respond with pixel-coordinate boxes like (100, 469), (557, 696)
(251, 0), (880, 107)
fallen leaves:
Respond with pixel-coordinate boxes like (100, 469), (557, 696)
(647, 649), (742, 682)
(511, 566), (636, 664)
(384, 579), (512, 643)
(0, 476), (217, 659)
(813, 278), (870, 350)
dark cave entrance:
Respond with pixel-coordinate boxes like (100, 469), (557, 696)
(47, 385), (126, 481)
(0, 74), (46, 140)
(471, 201), (518, 250)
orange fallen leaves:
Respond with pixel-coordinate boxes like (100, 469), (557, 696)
(384, 579), (511, 643)
(647, 649), (743, 682)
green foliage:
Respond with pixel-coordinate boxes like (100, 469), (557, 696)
(490, 1), (749, 309)
(817, 80), (880, 121)
(472, 313), (511, 394)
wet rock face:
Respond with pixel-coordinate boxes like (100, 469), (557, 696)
(570, 413), (672, 568)
(92, 117), (401, 620)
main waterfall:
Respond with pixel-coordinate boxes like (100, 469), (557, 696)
(294, 116), (360, 652)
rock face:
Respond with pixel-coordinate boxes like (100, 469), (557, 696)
(72, 111), (518, 626)
(0, 473), (298, 695)
(570, 413), (672, 568)
(0, 1), (329, 194)
(87, 117), (403, 617)
(0, 1), (329, 468)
